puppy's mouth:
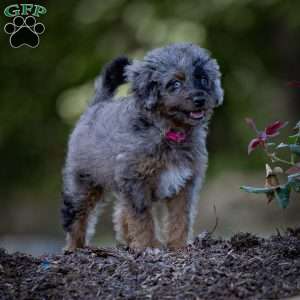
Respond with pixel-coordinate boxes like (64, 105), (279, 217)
(169, 108), (206, 120)
(188, 110), (205, 120)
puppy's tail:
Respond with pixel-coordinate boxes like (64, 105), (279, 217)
(92, 56), (131, 104)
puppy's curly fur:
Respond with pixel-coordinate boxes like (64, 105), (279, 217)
(61, 43), (223, 250)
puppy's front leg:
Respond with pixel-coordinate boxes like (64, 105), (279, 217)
(115, 182), (161, 250)
(165, 185), (191, 249)
(117, 200), (160, 250)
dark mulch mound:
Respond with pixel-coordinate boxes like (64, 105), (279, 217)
(1, 230), (300, 300)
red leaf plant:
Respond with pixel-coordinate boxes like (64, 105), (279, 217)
(241, 118), (300, 209)
(246, 118), (288, 154)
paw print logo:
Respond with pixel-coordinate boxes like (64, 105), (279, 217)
(4, 16), (45, 48)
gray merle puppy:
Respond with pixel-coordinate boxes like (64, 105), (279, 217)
(62, 43), (223, 251)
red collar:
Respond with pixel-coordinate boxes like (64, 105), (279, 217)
(165, 129), (187, 143)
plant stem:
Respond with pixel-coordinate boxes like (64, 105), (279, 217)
(295, 128), (300, 145)
(291, 128), (300, 165)
(271, 154), (294, 166)
(264, 148), (293, 166)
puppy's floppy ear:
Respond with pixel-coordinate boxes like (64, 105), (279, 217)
(125, 60), (160, 110)
(207, 58), (224, 107)
(214, 76), (224, 107)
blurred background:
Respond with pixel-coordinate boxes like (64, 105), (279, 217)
(0, 0), (300, 255)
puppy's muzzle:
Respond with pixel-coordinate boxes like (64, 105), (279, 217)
(192, 91), (207, 108)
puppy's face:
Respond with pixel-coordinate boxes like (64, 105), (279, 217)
(158, 60), (222, 126)
(126, 43), (223, 127)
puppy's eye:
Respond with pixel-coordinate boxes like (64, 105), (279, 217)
(194, 75), (210, 89)
(173, 80), (182, 89)
(201, 77), (209, 88)
(167, 80), (182, 92)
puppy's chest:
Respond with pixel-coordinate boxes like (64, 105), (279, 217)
(156, 163), (193, 199)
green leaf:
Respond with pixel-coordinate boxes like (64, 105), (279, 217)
(277, 142), (289, 149)
(291, 180), (300, 192)
(288, 172), (300, 180)
(266, 142), (276, 147)
(288, 134), (300, 145)
(288, 172), (300, 192)
(294, 121), (300, 129)
(290, 144), (300, 155)
(275, 184), (291, 208)
(240, 186), (275, 194)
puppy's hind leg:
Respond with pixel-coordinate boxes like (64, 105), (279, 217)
(61, 175), (104, 251)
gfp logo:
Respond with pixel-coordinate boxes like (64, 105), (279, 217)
(3, 4), (47, 48)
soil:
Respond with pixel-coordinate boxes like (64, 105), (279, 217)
(1, 229), (300, 300)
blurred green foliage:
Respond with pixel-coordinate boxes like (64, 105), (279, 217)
(0, 0), (300, 236)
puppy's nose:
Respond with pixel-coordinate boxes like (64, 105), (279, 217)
(193, 96), (206, 108)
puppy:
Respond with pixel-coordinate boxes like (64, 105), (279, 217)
(61, 43), (223, 251)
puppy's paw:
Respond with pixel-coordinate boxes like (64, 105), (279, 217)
(63, 245), (78, 253)
(129, 239), (163, 252)
(144, 247), (162, 255)
(166, 241), (188, 251)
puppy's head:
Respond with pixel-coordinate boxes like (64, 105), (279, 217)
(126, 43), (223, 126)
